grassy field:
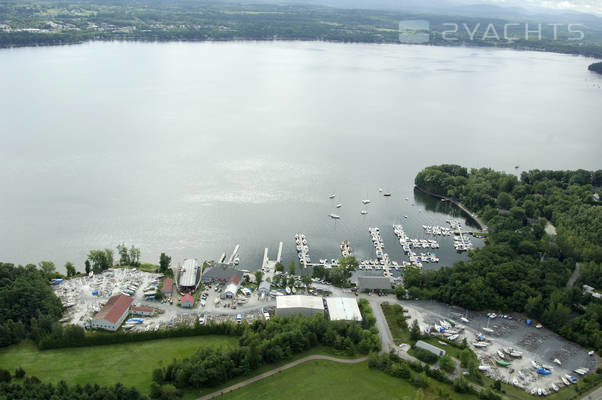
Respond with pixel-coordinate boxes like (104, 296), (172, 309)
(381, 303), (410, 342)
(217, 359), (478, 400)
(0, 336), (236, 394)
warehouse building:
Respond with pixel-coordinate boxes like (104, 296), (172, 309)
(179, 259), (199, 289)
(92, 294), (134, 331)
(357, 276), (392, 292)
(181, 293), (195, 308)
(415, 340), (446, 356)
(276, 295), (324, 317)
(201, 263), (243, 284)
(221, 275), (242, 299)
(326, 297), (362, 322)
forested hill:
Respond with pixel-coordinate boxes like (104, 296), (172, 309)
(589, 62), (602, 74)
(1, 0), (602, 59)
(0, 263), (63, 347)
(410, 165), (602, 351)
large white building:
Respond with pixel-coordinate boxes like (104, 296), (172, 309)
(92, 294), (134, 331)
(326, 297), (362, 322)
(276, 295), (324, 317)
(179, 259), (199, 288)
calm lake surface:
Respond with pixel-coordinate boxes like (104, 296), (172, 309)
(1, 41), (600, 272)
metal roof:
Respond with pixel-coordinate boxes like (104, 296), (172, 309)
(326, 297), (362, 322)
(201, 263), (243, 282)
(415, 340), (446, 356)
(277, 295), (324, 311)
(258, 281), (271, 293)
(357, 276), (392, 290)
(179, 259), (199, 287)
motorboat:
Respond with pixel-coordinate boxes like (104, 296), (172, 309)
(361, 210), (368, 215)
(362, 199), (371, 204)
(329, 194), (336, 199)
(336, 203), (342, 208)
(329, 213), (340, 219)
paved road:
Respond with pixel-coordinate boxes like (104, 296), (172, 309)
(567, 262), (581, 288)
(580, 385), (602, 400)
(195, 355), (368, 400)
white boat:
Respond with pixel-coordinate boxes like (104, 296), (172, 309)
(292, 287), (297, 294)
(537, 388), (542, 396)
(473, 342), (488, 348)
(512, 378), (519, 387)
(336, 203), (342, 208)
(329, 213), (340, 219)
(530, 388), (537, 395)
(553, 358), (561, 365)
(497, 350), (505, 359)
(510, 351), (523, 358)
(482, 327), (495, 333)
(478, 365), (491, 371)
(531, 360), (540, 369)
(329, 194), (336, 199)
(460, 317), (469, 323)
(551, 384), (559, 392)
(285, 287), (291, 295)
(384, 192), (391, 197)
(361, 210), (368, 215)
(362, 199), (371, 204)
(561, 376), (570, 386)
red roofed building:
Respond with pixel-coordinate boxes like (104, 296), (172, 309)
(162, 278), (174, 296)
(130, 306), (154, 316)
(92, 294), (134, 331)
(181, 293), (194, 308)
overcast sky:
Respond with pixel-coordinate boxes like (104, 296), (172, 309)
(475, 0), (602, 15)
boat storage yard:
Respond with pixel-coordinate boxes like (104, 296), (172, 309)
(401, 301), (598, 395)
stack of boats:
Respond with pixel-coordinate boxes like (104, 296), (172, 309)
(294, 234), (311, 263)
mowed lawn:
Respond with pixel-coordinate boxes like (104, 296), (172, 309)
(0, 336), (236, 393)
(219, 360), (476, 400)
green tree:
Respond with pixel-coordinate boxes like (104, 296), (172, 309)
(254, 270), (263, 284)
(129, 245), (141, 267)
(338, 255), (359, 270)
(88, 249), (113, 273)
(301, 275), (312, 288)
(496, 192), (514, 210)
(439, 354), (455, 373)
(312, 265), (325, 279)
(410, 319), (421, 342)
(159, 252), (171, 273)
(38, 261), (55, 278)
(65, 262), (76, 277)
(275, 262), (284, 272)
(117, 243), (130, 265)
(288, 260), (296, 276)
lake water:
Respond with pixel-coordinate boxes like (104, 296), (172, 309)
(1, 41), (600, 272)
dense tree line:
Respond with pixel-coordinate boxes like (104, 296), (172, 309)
(0, 263), (63, 347)
(0, 376), (147, 400)
(1, 1), (601, 58)
(37, 320), (245, 350)
(153, 311), (380, 391)
(412, 166), (602, 351)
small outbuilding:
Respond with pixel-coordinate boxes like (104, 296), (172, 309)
(258, 281), (271, 297)
(180, 293), (195, 308)
(162, 278), (174, 296)
(415, 340), (446, 357)
(130, 306), (154, 316)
